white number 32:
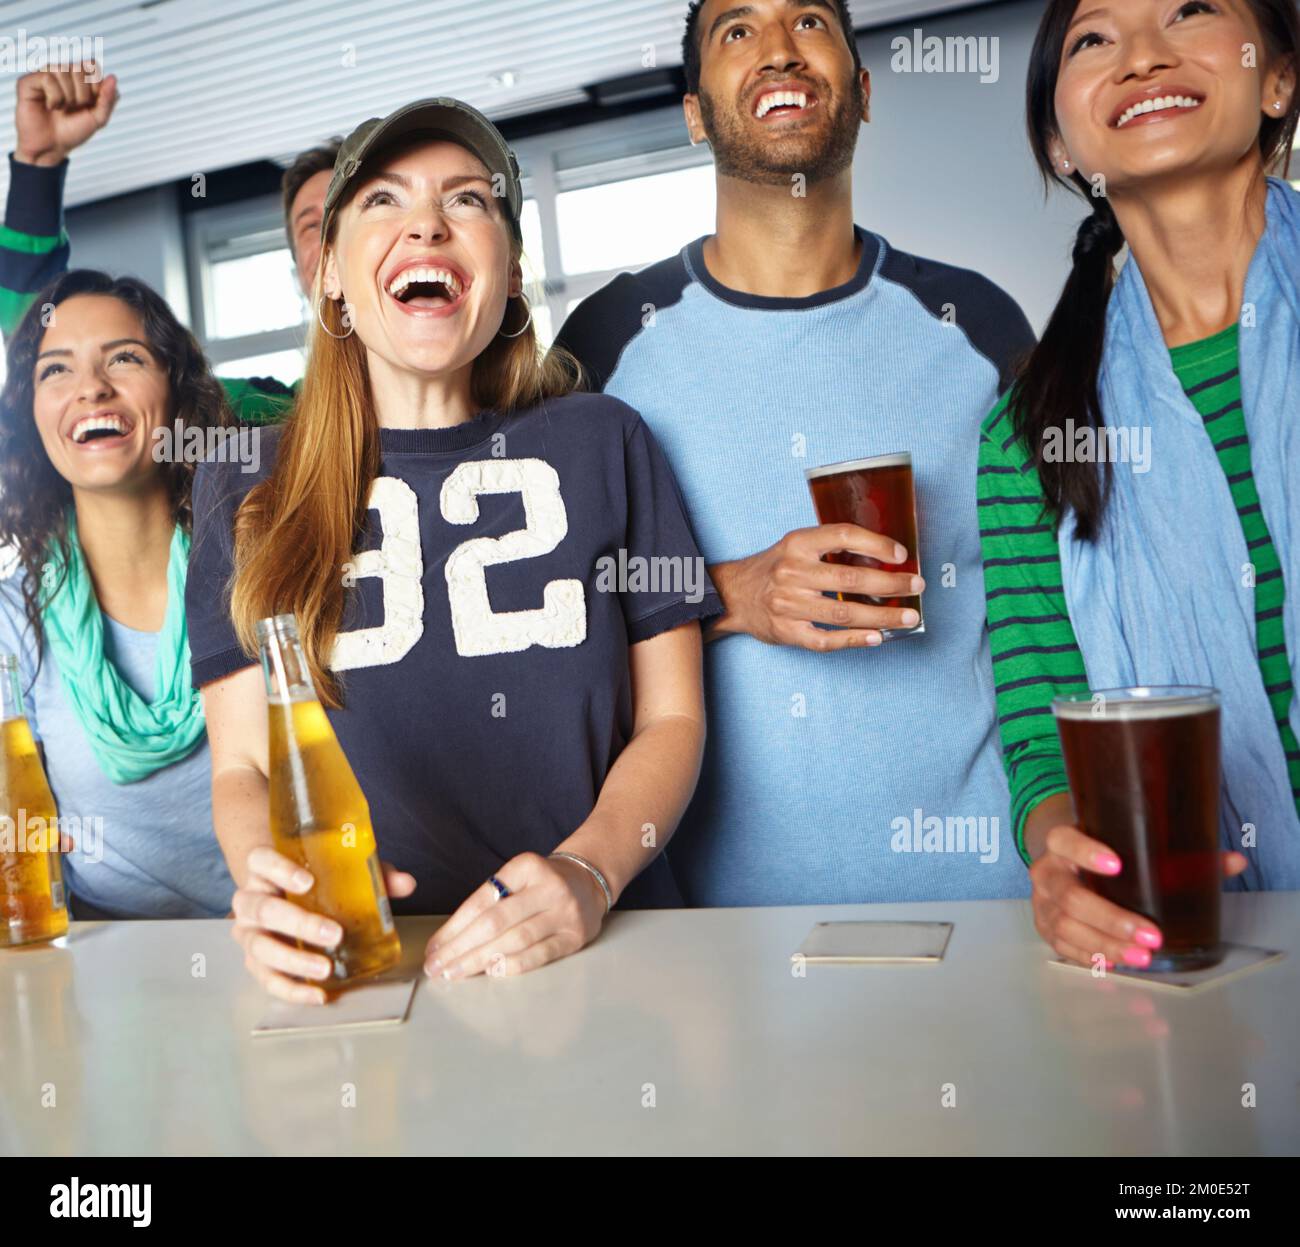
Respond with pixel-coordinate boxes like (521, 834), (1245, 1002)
(332, 459), (587, 668)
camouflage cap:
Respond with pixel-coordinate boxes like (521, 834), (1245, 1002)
(321, 97), (523, 242)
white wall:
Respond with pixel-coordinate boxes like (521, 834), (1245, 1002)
(65, 186), (191, 325)
(853, 0), (1083, 330)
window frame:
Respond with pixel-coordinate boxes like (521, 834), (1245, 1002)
(512, 109), (714, 338)
(182, 105), (713, 359)
(183, 193), (308, 370)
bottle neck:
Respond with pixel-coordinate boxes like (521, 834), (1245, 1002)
(258, 627), (316, 705)
(0, 661), (24, 723)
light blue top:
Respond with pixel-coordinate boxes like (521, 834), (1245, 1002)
(0, 564), (232, 917)
(560, 229), (1037, 905)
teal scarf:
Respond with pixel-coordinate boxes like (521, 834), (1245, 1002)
(39, 512), (206, 784)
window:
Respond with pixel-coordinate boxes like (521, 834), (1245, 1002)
(182, 109), (714, 364)
(207, 249), (303, 341)
(213, 348), (306, 384)
(516, 114), (715, 343)
(519, 198), (553, 347)
(556, 165), (715, 275)
(185, 198), (309, 384)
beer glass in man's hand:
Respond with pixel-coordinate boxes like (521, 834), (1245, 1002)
(708, 520), (924, 650)
(806, 453), (925, 639)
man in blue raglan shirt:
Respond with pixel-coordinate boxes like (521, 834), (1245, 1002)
(556, 0), (1037, 906)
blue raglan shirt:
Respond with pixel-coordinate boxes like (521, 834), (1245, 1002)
(186, 393), (721, 914)
(556, 228), (1037, 906)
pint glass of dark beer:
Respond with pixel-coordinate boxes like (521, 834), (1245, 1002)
(804, 452), (923, 638)
(1052, 687), (1223, 971)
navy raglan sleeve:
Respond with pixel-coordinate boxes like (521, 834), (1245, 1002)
(553, 273), (645, 393)
(186, 459), (258, 688)
(619, 415), (723, 643)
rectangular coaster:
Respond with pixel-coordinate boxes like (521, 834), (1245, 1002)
(252, 975), (418, 1036)
(1048, 943), (1285, 992)
(792, 920), (953, 964)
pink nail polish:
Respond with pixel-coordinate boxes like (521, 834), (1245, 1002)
(1093, 852), (1122, 874)
(1134, 928), (1163, 950)
(1122, 946), (1152, 968)
(425, 959), (441, 976)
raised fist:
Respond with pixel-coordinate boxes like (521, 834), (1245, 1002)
(15, 63), (118, 166)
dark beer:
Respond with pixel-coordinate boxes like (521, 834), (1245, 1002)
(805, 452), (923, 638)
(1053, 688), (1222, 971)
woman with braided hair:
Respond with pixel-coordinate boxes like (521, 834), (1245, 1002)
(978, 0), (1300, 967)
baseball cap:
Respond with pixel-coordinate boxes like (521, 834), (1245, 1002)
(321, 97), (523, 242)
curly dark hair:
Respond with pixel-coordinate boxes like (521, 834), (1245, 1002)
(681, 0), (862, 95)
(0, 270), (231, 671)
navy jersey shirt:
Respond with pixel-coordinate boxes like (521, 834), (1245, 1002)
(186, 392), (721, 913)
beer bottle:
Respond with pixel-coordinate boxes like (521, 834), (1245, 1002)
(1, 653), (69, 947)
(256, 615), (400, 986)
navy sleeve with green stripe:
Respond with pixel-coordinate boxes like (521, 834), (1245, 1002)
(977, 394), (1086, 865)
(0, 155), (70, 338)
(0, 155), (293, 425)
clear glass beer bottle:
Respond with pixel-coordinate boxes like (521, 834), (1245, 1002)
(257, 615), (400, 985)
(0, 654), (68, 947)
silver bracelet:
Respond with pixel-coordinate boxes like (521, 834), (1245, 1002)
(550, 851), (613, 914)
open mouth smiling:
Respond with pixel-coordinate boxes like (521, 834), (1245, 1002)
(752, 84), (819, 122)
(1111, 89), (1206, 130)
(383, 258), (472, 317)
(67, 411), (134, 447)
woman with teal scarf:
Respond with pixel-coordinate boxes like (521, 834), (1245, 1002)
(0, 270), (234, 917)
(978, 0), (1300, 968)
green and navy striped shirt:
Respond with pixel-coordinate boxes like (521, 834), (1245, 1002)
(1, 154), (294, 425)
(978, 323), (1300, 864)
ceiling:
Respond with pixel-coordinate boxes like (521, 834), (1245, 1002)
(0, 0), (982, 207)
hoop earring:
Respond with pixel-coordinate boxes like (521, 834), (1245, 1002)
(317, 295), (354, 339)
(498, 298), (533, 340)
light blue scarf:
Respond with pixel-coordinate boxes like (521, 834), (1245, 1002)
(1059, 177), (1300, 891)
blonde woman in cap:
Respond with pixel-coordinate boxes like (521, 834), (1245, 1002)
(186, 99), (721, 1002)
